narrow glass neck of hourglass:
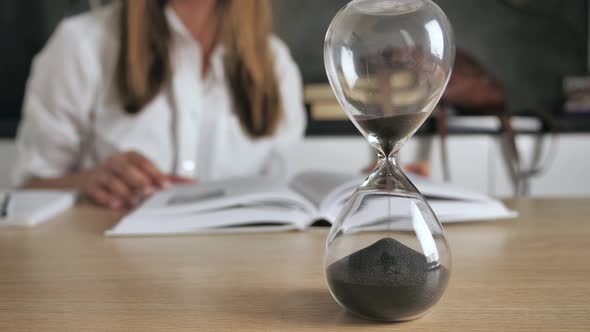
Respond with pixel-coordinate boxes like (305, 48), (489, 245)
(373, 136), (409, 161)
(377, 153), (398, 166)
(362, 154), (419, 197)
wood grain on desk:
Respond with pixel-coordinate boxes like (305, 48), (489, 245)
(0, 199), (589, 331)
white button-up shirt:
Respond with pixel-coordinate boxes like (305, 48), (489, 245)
(13, 3), (306, 186)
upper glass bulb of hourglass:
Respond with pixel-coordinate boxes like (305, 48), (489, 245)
(325, 0), (454, 156)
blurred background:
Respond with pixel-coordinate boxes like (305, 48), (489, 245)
(1, 0), (589, 197)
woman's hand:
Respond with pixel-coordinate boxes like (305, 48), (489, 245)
(83, 151), (192, 210)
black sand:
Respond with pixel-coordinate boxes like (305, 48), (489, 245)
(356, 113), (428, 144)
(326, 238), (449, 321)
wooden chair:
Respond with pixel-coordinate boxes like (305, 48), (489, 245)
(437, 50), (558, 196)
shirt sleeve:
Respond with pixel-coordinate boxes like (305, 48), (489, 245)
(262, 37), (307, 178)
(12, 18), (100, 186)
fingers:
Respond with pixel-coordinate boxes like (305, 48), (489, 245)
(85, 151), (198, 211)
(86, 182), (124, 211)
(84, 151), (169, 211)
(106, 152), (163, 192)
(103, 175), (131, 199)
(89, 171), (150, 210)
(166, 175), (196, 184)
(101, 174), (143, 208)
(89, 186), (120, 210)
(127, 151), (169, 189)
(109, 159), (151, 190)
(404, 161), (431, 178)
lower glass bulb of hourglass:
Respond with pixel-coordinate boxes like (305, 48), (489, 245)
(324, 158), (451, 321)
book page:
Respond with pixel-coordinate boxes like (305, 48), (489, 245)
(137, 176), (316, 216)
(406, 174), (492, 202)
(291, 171), (515, 225)
(319, 196), (516, 233)
(107, 204), (310, 236)
(106, 176), (320, 236)
(289, 171), (363, 208)
(428, 200), (518, 222)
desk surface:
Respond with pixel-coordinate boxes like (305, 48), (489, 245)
(0, 199), (589, 331)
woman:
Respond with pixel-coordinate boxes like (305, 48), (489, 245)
(14, 0), (306, 210)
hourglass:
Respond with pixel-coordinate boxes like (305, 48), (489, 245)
(323, 0), (455, 322)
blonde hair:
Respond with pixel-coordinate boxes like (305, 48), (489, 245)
(116, 0), (282, 137)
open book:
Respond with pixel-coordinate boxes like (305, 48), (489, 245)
(106, 171), (517, 236)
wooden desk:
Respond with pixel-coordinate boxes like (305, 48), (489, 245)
(0, 199), (589, 331)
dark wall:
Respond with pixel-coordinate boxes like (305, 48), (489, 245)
(0, 0), (89, 137)
(0, 0), (587, 137)
(273, 0), (588, 112)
